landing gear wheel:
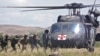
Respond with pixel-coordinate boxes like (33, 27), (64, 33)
(88, 45), (94, 52)
(87, 27), (96, 52)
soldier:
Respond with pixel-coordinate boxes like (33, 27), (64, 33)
(29, 34), (38, 51)
(0, 34), (9, 52)
(20, 34), (28, 52)
(10, 35), (19, 51)
(42, 29), (49, 50)
(4, 34), (9, 46)
(15, 35), (21, 49)
(10, 38), (17, 51)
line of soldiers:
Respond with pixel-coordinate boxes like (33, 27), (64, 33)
(0, 29), (50, 52)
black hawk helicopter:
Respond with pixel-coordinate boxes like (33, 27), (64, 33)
(1, 0), (100, 52)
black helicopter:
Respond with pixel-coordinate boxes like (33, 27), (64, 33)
(49, 3), (100, 52)
(1, 0), (100, 52)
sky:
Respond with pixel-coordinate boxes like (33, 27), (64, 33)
(0, 0), (100, 28)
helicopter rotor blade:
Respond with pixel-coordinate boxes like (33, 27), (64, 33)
(89, 0), (97, 14)
(21, 4), (100, 12)
(21, 8), (65, 12)
(92, 0), (97, 10)
(1, 3), (100, 10)
(84, 4), (100, 7)
(1, 6), (65, 9)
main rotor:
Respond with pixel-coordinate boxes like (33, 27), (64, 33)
(1, 2), (100, 15)
(64, 3), (84, 15)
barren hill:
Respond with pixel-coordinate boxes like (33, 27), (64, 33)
(0, 25), (100, 35)
(0, 25), (45, 35)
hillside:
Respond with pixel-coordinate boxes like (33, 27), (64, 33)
(0, 25), (45, 35)
(0, 25), (100, 35)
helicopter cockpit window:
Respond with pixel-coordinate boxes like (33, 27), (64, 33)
(51, 24), (61, 33)
(62, 23), (82, 34)
(63, 24), (76, 32)
(69, 24), (76, 31)
(69, 24), (80, 33)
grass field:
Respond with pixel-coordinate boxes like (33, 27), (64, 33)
(0, 42), (100, 56)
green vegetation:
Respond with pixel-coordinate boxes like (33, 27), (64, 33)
(0, 33), (3, 38)
(95, 42), (100, 47)
(37, 31), (43, 38)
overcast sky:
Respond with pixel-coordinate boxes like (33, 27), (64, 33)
(0, 0), (100, 28)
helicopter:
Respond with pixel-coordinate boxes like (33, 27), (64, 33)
(1, 0), (100, 52)
(49, 3), (100, 52)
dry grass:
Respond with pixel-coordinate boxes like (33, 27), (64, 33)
(0, 46), (100, 56)
(0, 42), (100, 56)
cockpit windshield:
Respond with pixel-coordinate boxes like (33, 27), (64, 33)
(51, 24), (61, 33)
(51, 23), (83, 33)
(63, 23), (80, 33)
